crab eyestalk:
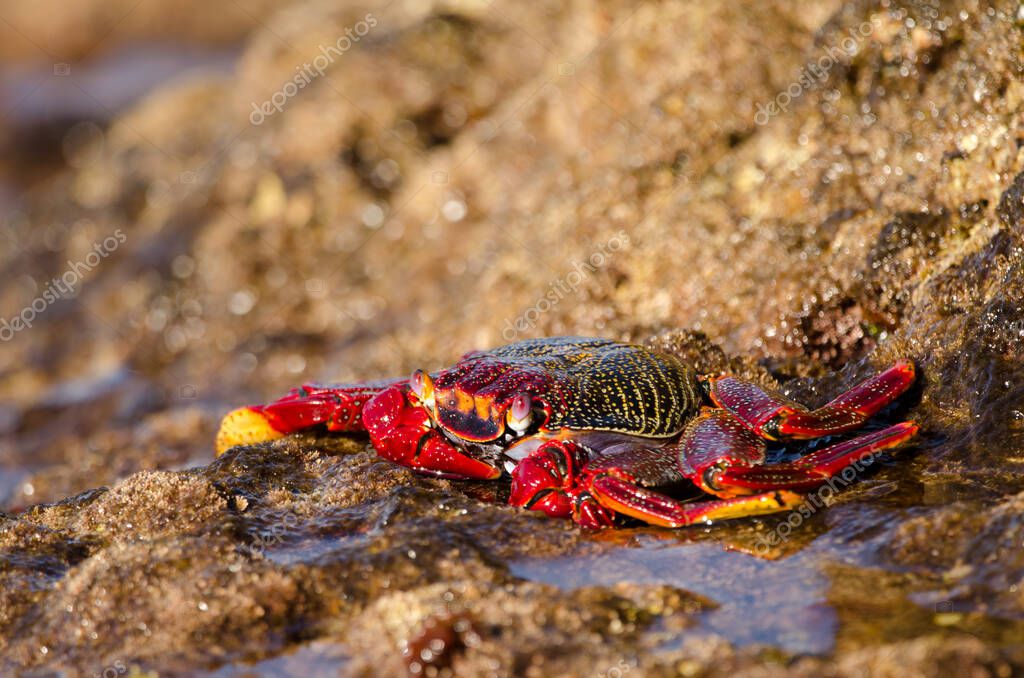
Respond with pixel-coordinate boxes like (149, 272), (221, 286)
(506, 393), (533, 433)
(410, 369), (435, 410)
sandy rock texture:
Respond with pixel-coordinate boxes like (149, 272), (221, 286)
(1, 0), (1023, 675)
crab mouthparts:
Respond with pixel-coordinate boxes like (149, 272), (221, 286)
(503, 437), (546, 463)
(433, 425), (505, 466)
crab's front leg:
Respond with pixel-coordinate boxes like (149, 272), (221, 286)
(216, 379), (405, 454)
(216, 379), (500, 480)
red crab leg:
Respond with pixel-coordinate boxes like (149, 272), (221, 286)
(580, 438), (802, 527)
(589, 476), (805, 528)
(216, 380), (403, 454)
(706, 359), (916, 440)
(710, 421), (919, 494)
(589, 422), (915, 526)
(509, 438), (809, 528)
(677, 409), (767, 478)
(511, 438), (763, 529)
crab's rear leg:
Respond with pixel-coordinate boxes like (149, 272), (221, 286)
(216, 379), (404, 454)
(680, 408), (918, 497)
(705, 359), (916, 440)
(580, 413), (798, 526)
(711, 421), (919, 494)
(590, 419), (917, 527)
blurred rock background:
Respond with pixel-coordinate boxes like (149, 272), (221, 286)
(1, 0), (1023, 675)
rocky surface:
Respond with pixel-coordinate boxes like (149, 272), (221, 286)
(1, 0), (1023, 675)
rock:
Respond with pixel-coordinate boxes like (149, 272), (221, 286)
(2, 0), (1024, 674)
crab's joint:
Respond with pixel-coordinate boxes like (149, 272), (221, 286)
(523, 487), (559, 510)
(548, 445), (571, 478)
(413, 430), (432, 460)
(701, 464), (725, 492)
(760, 416), (783, 441)
(696, 374), (714, 399)
(571, 490), (616, 529)
(754, 406), (802, 442)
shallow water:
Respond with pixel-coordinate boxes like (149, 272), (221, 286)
(206, 640), (351, 677)
(509, 501), (914, 656)
(0, 467), (28, 506)
(513, 538), (836, 654)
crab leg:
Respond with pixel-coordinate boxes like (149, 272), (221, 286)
(509, 438), (797, 528)
(217, 378), (501, 479)
(597, 421), (917, 527)
(706, 359), (916, 440)
(711, 421), (918, 493)
(678, 406), (918, 496)
(589, 476), (804, 528)
(676, 409), (767, 478)
(216, 379), (404, 455)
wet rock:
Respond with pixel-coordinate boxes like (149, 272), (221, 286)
(1, 0), (1023, 674)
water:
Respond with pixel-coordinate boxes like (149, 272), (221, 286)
(0, 467), (29, 507)
(511, 535), (836, 654)
(206, 640), (350, 677)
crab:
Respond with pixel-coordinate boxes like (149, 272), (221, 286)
(216, 337), (918, 528)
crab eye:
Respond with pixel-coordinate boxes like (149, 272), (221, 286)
(507, 394), (533, 433)
(410, 369), (434, 404)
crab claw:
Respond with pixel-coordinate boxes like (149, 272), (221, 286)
(362, 385), (501, 480)
(572, 492), (616, 529)
(509, 449), (575, 518)
(509, 441), (614, 527)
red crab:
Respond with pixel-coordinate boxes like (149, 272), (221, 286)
(216, 337), (918, 528)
